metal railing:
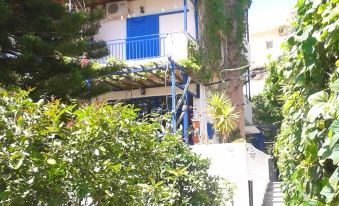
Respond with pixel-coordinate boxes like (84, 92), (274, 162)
(98, 34), (170, 63)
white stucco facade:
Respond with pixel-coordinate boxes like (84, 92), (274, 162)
(248, 26), (289, 96)
(94, 0), (196, 61)
(192, 143), (270, 206)
(249, 26), (289, 69)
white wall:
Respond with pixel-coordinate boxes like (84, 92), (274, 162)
(243, 96), (253, 125)
(249, 26), (289, 95)
(95, 0), (196, 42)
(187, 0), (196, 39)
(249, 27), (288, 68)
(246, 145), (270, 206)
(192, 143), (270, 206)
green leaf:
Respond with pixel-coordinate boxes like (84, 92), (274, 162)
(320, 185), (335, 203)
(330, 120), (339, 133)
(301, 25), (313, 41)
(329, 168), (339, 190)
(47, 159), (57, 165)
(296, 0), (305, 8)
(13, 158), (24, 170)
(330, 134), (339, 149)
(308, 91), (329, 105)
(331, 79), (339, 92)
(329, 144), (339, 165)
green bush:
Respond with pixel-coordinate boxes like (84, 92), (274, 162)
(260, 0), (339, 205)
(0, 87), (233, 205)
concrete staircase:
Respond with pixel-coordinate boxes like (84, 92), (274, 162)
(262, 182), (284, 206)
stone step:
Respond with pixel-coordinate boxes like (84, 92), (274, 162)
(262, 182), (285, 206)
(263, 202), (284, 206)
(264, 192), (284, 198)
(267, 186), (283, 191)
(264, 197), (284, 202)
(268, 183), (282, 187)
(267, 186), (282, 190)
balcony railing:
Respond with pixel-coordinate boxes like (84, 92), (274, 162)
(98, 33), (170, 63)
(97, 32), (196, 63)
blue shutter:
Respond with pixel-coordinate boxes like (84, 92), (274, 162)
(126, 15), (160, 60)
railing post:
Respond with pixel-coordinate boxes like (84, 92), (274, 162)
(169, 57), (176, 133)
(184, 0), (187, 33)
(183, 90), (189, 143)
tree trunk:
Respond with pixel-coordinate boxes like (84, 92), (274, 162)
(198, 0), (247, 138)
(223, 0), (246, 138)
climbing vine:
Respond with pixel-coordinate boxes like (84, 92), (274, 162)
(190, 0), (251, 82)
(261, 0), (339, 205)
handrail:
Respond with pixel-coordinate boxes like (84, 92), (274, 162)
(98, 32), (194, 62)
(105, 33), (170, 43)
(104, 32), (192, 43)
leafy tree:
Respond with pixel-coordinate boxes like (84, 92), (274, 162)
(252, 59), (284, 127)
(0, 0), (113, 100)
(260, 0), (339, 204)
(0, 87), (234, 205)
(251, 58), (285, 148)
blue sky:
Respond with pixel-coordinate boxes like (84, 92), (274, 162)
(249, 0), (296, 33)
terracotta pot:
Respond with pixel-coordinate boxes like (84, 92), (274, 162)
(192, 135), (200, 144)
(192, 119), (200, 129)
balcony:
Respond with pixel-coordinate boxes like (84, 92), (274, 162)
(97, 32), (194, 63)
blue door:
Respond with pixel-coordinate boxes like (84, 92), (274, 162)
(126, 15), (160, 60)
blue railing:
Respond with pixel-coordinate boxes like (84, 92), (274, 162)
(98, 34), (169, 63)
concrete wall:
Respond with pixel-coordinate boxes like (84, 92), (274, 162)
(192, 143), (270, 206)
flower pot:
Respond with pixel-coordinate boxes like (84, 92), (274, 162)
(192, 135), (199, 144)
(192, 119), (200, 129)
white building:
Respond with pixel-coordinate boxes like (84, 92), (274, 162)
(93, 0), (197, 62)
(88, 1), (272, 205)
(250, 24), (289, 69)
(90, 0), (256, 144)
(248, 5), (293, 96)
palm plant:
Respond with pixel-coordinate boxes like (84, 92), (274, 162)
(207, 93), (239, 143)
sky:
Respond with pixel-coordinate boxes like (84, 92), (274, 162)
(249, 0), (296, 34)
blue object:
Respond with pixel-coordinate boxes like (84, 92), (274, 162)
(169, 58), (176, 133)
(126, 15), (159, 60)
(194, 0), (199, 39)
(207, 123), (215, 139)
(184, 0), (188, 32)
(250, 133), (265, 151)
(183, 92), (189, 144)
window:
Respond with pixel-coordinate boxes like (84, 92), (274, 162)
(266, 41), (273, 49)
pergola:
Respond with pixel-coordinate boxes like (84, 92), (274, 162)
(89, 57), (200, 143)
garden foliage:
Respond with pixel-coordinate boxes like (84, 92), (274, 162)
(262, 0), (339, 204)
(0, 87), (233, 205)
(0, 0), (119, 100)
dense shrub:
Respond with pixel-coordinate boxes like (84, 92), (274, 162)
(260, 0), (339, 205)
(0, 87), (233, 205)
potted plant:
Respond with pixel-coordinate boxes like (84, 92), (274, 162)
(207, 93), (239, 143)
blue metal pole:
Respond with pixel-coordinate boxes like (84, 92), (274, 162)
(184, 0), (187, 33)
(183, 92), (189, 143)
(194, 0), (199, 39)
(169, 58), (176, 133)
